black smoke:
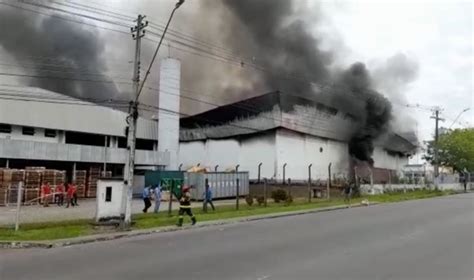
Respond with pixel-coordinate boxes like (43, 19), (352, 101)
(0, 1), (119, 100)
(219, 0), (393, 163)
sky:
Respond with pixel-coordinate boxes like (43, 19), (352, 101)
(313, 0), (473, 147)
(0, 0), (472, 160)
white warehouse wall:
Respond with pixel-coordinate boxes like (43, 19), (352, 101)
(239, 133), (276, 179)
(276, 129), (350, 181)
(178, 129), (408, 181)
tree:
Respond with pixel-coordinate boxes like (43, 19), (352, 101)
(423, 128), (474, 172)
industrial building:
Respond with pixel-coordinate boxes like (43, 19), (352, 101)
(179, 91), (416, 182)
(0, 58), (416, 184)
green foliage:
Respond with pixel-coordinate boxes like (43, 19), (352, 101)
(424, 128), (474, 172)
(271, 189), (288, 203)
(256, 196), (265, 206)
(245, 195), (254, 206)
(285, 195), (293, 206)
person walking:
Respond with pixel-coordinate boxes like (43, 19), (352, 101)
(41, 182), (51, 207)
(203, 186), (215, 211)
(55, 182), (65, 206)
(142, 185), (152, 213)
(66, 183), (76, 208)
(177, 185), (196, 227)
(344, 181), (353, 208)
(153, 184), (162, 214)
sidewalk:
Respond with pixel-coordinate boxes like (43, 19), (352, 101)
(0, 203), (371, 248)
(0, 198), (235, 226)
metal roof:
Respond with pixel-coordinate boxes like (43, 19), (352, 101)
(0, 86), (158, 140)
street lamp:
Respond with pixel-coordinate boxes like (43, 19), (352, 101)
(449, 108), (470, 129)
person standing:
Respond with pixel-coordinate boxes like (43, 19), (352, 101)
(203, 186), (215, 211)
(153, 184), (162, 214)
(72, 183), (79, 206)
(142, 185), (152, 213)
(41, 182), (51, 207)
(177, 185), (196, 227)
(55, 182), (65, 206)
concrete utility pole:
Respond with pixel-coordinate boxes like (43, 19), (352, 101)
(122, 1), (185, 227)
(122, 14), (147, 227)
(431, 107), (444, 179)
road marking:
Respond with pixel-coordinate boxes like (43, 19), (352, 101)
(257, 275), (271, 280)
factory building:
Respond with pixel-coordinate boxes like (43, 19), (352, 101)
(0, 85), (169, 177)
(179, 91), (416, 181)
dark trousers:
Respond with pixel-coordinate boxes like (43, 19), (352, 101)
(203, 199), (215, 211)
(56, 194), (64, 206)
(73, 193), (78, 206)
(177, 207), (196, 226)
(143, 197), (152, 213)
(66, 197), (75, 208)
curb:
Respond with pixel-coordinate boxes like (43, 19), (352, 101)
(1, 203), (374, 249)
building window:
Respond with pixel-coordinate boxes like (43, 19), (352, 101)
(22, 126), (35, 136)
(44, 129), (57, 138)
(0, 124), (11, 133)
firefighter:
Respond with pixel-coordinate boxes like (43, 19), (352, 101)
(177, 185), (196, 227)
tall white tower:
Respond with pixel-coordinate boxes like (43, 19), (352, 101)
(158, 58), (181, 170)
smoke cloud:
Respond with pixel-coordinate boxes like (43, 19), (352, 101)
(0, 1), (119, 100)
(215, 0), (394, 162)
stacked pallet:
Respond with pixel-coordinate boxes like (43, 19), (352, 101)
(75, 170), (87, 198)
(24, 169), (43, 204)
(86, 167), (101, 198)
(43, 170), (66, 185)
(24, 188), (40, 205)
(0, 169), (6, 206)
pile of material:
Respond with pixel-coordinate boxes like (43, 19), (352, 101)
(24, 168), (43, 204)
(75, 170), (87, 198)
(86, 167), (101, 198)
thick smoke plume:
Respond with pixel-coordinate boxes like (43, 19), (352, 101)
(218, 0), (393, 163)
(0, 1), (119, 100)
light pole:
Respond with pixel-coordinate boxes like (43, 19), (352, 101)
(449, 108), (470, 129)
(122, 0), (185, 228)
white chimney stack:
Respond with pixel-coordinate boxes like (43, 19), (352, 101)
(157, 58), (180, 170)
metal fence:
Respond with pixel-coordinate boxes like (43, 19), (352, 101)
(185, 172), (249, 200)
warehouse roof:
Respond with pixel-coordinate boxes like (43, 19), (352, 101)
(0, 86), (158, 140)
(180, 91), (416, 154)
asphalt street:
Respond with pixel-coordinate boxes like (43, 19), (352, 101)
(1, 193), (473, 280)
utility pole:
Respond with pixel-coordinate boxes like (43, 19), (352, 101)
(431, 107), (444, 179)
(122, 14), (148, 227)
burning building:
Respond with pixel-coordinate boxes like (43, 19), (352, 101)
(178, 90), (416, 182)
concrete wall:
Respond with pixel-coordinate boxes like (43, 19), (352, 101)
(372, 147), (408, 171)
(360, 183), (471, 195)
(0, 125), (59, 143)
(179, 134), (277, 179)
(0, 138), (169, 166)
(275, 129), (350, 181)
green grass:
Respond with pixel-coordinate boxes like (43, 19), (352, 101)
(0, 190), (452, 241)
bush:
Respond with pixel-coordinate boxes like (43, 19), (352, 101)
(285, 195), (293, 206)
(256, 196), (265, 206)
(245, 195), (254, 206)
(271, 189), (288, 203)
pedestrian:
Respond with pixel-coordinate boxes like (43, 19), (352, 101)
(153, 184), (162, 214)
(142, 185), (152, 213)
(344, 182), (352, 208)
(41, 182), (51, 207)
(55, 182), (65, 206)
(203, 186), (215, 211)
(66, 183), (76, 208)
(72, 183), (79, 206)
(462, 174), (468, 193)
(177, 185), (196, 227)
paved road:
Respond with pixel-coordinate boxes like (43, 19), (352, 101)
(1, 193), (473, 280)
